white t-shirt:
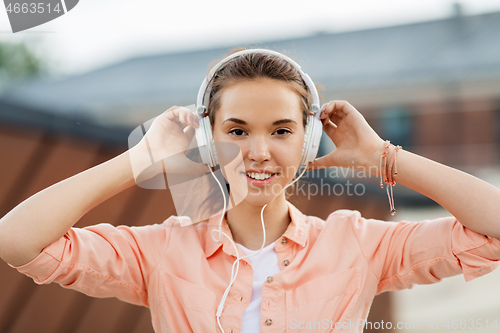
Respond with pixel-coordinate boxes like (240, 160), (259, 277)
(236, 241), (280, 333)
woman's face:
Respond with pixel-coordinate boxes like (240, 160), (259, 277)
(212, 77), (305, 206)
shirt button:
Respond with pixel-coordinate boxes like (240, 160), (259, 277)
(266, 276), (273, 283)
(283, 259), (290, 266)
(265, 319), (273, 326)
(281, 237), (288, 244)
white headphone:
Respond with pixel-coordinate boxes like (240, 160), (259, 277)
(194, 48), (323, 168)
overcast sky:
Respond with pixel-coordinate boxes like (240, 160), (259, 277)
(1, 0), (500, 77)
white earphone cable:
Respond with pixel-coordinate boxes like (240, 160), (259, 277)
(210, 165), (309, 333)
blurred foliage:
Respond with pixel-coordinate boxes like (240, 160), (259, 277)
(0, 41), (49, 89)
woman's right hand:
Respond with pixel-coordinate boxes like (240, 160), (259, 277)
(129, 106), (210, 180)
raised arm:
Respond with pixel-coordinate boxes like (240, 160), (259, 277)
(372, 146), (500, 239)
(0, 150), (136, 267)
(308, 100), (500, 239)
(0, 106), (205, 267)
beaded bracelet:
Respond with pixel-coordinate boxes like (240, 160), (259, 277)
(379, 140), (403, 215)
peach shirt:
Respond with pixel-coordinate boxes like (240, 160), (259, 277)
(9, 201), (500, 333)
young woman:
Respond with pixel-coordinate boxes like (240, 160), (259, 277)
(1, 49), (500, 333)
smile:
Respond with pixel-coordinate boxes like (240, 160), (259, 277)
(240, 171), (278, 185)
(245, 172), (275, 180)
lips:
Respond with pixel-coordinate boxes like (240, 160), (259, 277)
(245, 171), (275, 180)
(243, 173), (276, 186)
(240, 170), (279, 186)
(244, 169), (279, 174)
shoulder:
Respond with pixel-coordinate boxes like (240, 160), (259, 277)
(327, 209), (362, 220)
(323, 208), (363, 228)
(156, 215), (202, 229)
(110, 215), (195, 244)
(319, 208), (400, 237)
(299, 209), (377, 254)
(301, 208), (364, 237)
(160, 215), (212, 242)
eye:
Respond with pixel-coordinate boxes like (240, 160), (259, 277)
(229, 129), (247, 136)
(273, 128), (292, 136)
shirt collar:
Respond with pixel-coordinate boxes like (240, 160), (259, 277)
(204, 200), (309, 258)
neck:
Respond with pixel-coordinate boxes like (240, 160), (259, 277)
(226, 194), (291, 250)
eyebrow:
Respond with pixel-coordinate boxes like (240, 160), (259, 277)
(222, 118), (297, 126)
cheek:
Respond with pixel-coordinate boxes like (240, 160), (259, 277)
(275, 134), (305, 176)
(288, 132), (306, 158)
(285, 140), (303, 163)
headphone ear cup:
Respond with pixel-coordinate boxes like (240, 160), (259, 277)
(195, 115), (214, 168)
(300, 114), (323, 166)
(202, 116), (219, 167)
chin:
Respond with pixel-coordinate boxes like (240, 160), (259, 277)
(243, 187), (285, 207)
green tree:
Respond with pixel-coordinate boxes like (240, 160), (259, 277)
(0, 40), (49, 91)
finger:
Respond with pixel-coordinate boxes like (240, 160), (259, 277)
(330, 100), (357, 117)
(183, 125), (196, 143)
(322, 118), (337, 138)
(320, 101), (344, 120)
(320, 100), (355, 120)
(161, 107), (188, 132)
(164, 106), (180, 121)
(319, 102), (331, 118)
(325, 112), (343, 126)
(167, 107), (189, 132)
(165, 106), (198, 129)
(165, 106), (190, 123)
(178, 107), (200, 128)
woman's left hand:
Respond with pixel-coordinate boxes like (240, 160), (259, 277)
(306, 100), (385, 173)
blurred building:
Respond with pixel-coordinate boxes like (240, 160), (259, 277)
(2, 6), (500, 203)
(1, 6), (499, 333)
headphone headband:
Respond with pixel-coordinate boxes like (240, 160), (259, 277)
(196, 49), (320, 116)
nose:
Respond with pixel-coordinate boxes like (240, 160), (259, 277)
(247, 136), (271, 163)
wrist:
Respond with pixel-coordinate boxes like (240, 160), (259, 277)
(360, 139), (387, 176)
(128, 144), (163, 182)
(376, 141), (403, 215)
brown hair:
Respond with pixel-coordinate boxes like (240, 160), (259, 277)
(203, 47), (322, 200)
(205, 47), (313, 129)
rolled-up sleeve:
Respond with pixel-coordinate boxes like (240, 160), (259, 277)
(8, 218), (173, 307)
(347, 212), (500, 294)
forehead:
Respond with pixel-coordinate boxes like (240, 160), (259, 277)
(217, 78), (302, 121)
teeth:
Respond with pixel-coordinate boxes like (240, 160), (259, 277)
(246, 172), (274, 180)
